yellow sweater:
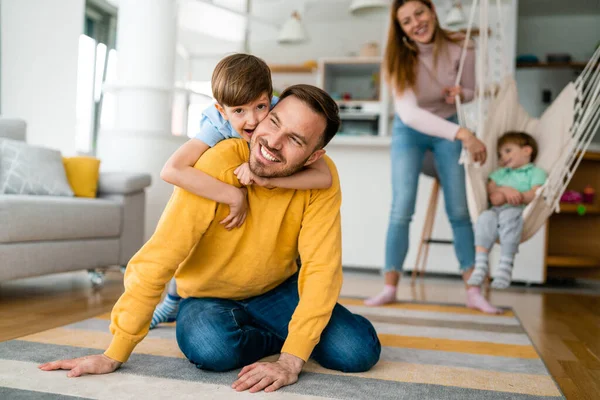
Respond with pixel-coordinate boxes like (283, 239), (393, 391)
(105, 139), (343, 363)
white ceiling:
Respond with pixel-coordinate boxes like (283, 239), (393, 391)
(177, 0), (387, 55)
(179, 0), (248, 42)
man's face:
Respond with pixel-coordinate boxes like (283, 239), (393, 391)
(249, 96), (326, 178)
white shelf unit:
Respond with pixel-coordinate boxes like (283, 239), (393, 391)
(317, 57), (392, 137)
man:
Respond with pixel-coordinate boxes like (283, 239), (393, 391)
(40, 84), (381, 393)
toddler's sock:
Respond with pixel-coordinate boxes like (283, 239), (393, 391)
(150, 294), (180, 329)
(467, 252), (489, 286)
(491, 255), (514, 289)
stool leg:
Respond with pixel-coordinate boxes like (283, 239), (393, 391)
(419, 180), (440, 278)
(412, 204), (433, 284)
(412, 179), (440, 284)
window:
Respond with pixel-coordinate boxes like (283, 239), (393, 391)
(75, 1), (116, 154)
(186, 81), (215, 138)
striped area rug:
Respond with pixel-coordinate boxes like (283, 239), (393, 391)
(0, 298), (563, 399)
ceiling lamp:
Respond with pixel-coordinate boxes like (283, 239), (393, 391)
(349, 0), (389, 14)
(446, 1), (466, 26)
(278, 11), (307, 44)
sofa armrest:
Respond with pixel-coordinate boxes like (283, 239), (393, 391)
(97, 172), (151, 266)
(98, 172), (152, 195)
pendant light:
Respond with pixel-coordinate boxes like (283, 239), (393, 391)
(446, 1), (466, 26)
(278, 11), (307, 44)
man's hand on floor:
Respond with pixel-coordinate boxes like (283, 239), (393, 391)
(232, 353), (304, 393)
(38, 354), (122, 377)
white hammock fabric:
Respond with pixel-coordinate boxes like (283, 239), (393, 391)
(455, 0), (600, 242)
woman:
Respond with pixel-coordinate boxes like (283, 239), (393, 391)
(365, 0), (500, 313)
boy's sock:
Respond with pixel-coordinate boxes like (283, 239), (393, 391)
(150, 294), (180, 329)
(491, 255), (514, 289)
(466, 286), (502, 314)
(467, 252), (489, 286)
(364, 284), (397, 306)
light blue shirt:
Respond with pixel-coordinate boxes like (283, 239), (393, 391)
(195, 97), (279, 147)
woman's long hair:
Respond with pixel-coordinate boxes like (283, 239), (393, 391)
(383, 0), (464, 94)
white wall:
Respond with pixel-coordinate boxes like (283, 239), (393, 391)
(517, 15), (600, 62)
(516, 13), (600, 134)
(515, 69), (575, 118)
(0, 0), (84, 155)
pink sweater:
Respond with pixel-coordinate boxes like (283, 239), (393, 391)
(393, 40), (476, 140)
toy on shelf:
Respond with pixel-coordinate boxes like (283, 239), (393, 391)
(583, 185), (595, 204)
(560, 186), (596, 216)
(560, 190), (583, 204)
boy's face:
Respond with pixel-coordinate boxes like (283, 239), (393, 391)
(216, 93), (271, 141)
(498, 142), (532, 169)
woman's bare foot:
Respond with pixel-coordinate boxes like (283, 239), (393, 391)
(466, 286), (502, 314)
(364, 284), (397, 306)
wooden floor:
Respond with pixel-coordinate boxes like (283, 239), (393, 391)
(1, 269), (599, 400)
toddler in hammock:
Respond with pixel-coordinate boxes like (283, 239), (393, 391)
(468, 132), (547, 289)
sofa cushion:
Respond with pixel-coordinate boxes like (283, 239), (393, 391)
(63, 156), (101, 198)
(0, 118), (26, 142)
(0, 138), (74, 196)
(0, 195), (122, 243)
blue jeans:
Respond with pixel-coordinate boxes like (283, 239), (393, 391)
(176, 274), (381, 373)
(385, 115), (475, 272)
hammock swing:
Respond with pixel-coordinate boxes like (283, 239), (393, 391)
(456, 0), (600, 243)
(411, 0), (600, 282)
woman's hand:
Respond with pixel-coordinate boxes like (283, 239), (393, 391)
(443, 86), (463, 104)
(456, 128), (487, 164)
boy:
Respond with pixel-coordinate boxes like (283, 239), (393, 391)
(468, 131), (547, 289)
(151, 54), (332, 328)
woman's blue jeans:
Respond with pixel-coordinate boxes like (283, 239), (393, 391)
(176, 274), (381, 373)
(385, 115), (475, 273)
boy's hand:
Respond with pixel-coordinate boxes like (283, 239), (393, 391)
(251, 174), (274, 189)
(234, 163), (274, 188)
(221, 187), (248, 230)
(489, 191), (507, 206)
(501, 187), (523, 205)
(234, 163), (254, 186)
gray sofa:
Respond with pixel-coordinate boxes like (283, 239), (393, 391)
(0, 118), (151, 283)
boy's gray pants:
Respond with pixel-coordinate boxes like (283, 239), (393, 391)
(475, 206), (524, 256)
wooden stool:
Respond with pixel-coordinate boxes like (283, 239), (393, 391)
(411, 151), (454, 284)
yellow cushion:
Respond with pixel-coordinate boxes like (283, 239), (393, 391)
(62, 156), (101, 198)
